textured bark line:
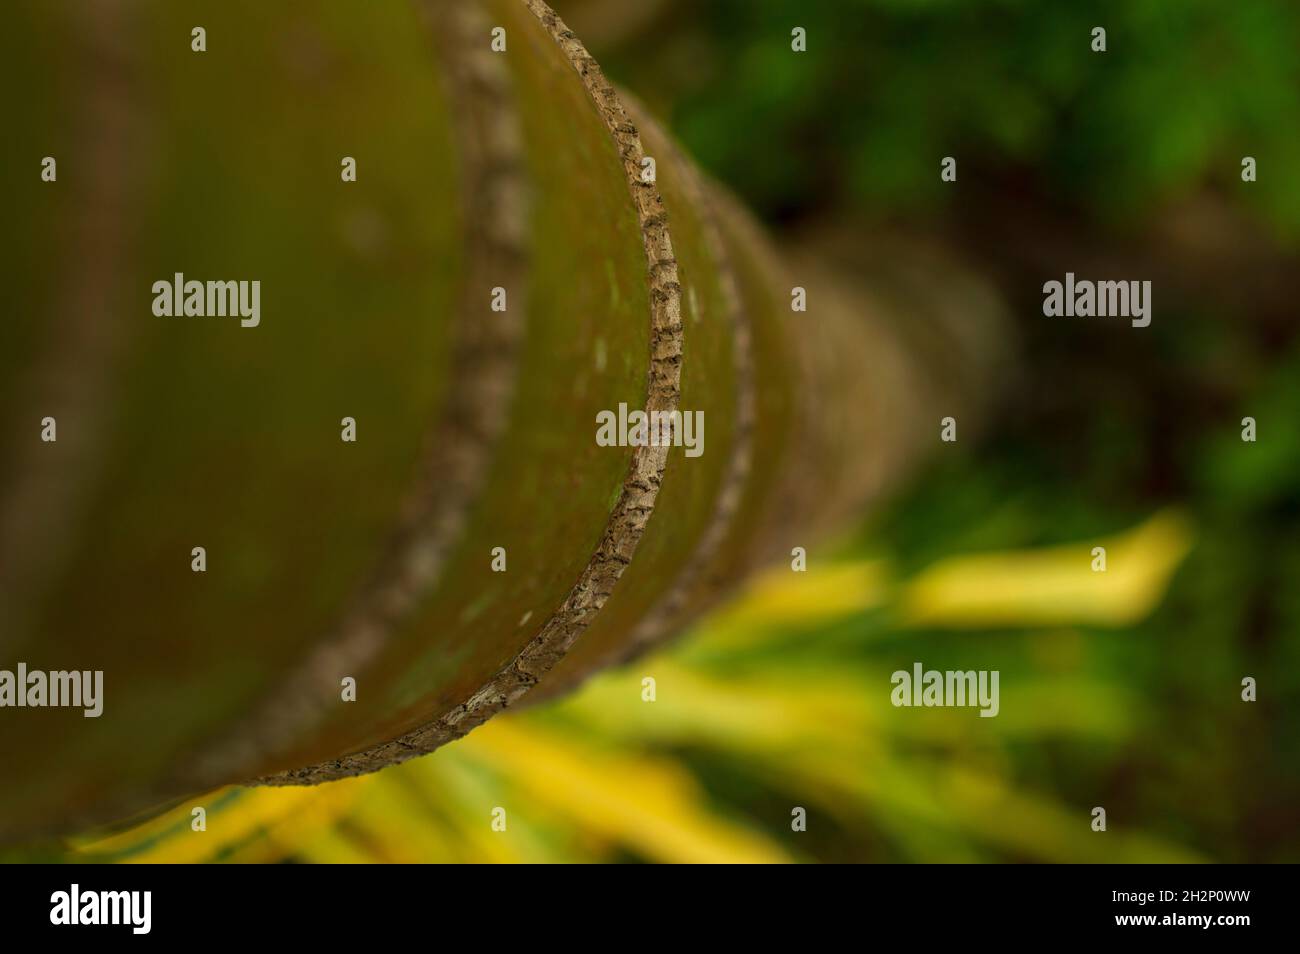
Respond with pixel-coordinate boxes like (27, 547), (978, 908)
(548, 94), (759, 682)
(259, 0), (687, 785)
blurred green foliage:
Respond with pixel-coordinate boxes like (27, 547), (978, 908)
(583, 0), (1300, 235)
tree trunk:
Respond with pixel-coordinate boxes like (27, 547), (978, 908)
(0, 0), (1007, 840)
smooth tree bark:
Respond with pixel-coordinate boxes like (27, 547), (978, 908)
(0, 0), (1007, 840)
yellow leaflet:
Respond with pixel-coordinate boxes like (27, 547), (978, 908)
(898, 510), (1193, 628)
(460, 719), (793, 864)
(77, 780), (362, 864)
(558, 660), (888, 753)
(403, 750), (560, 863)
(698, 559), (890, 635)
